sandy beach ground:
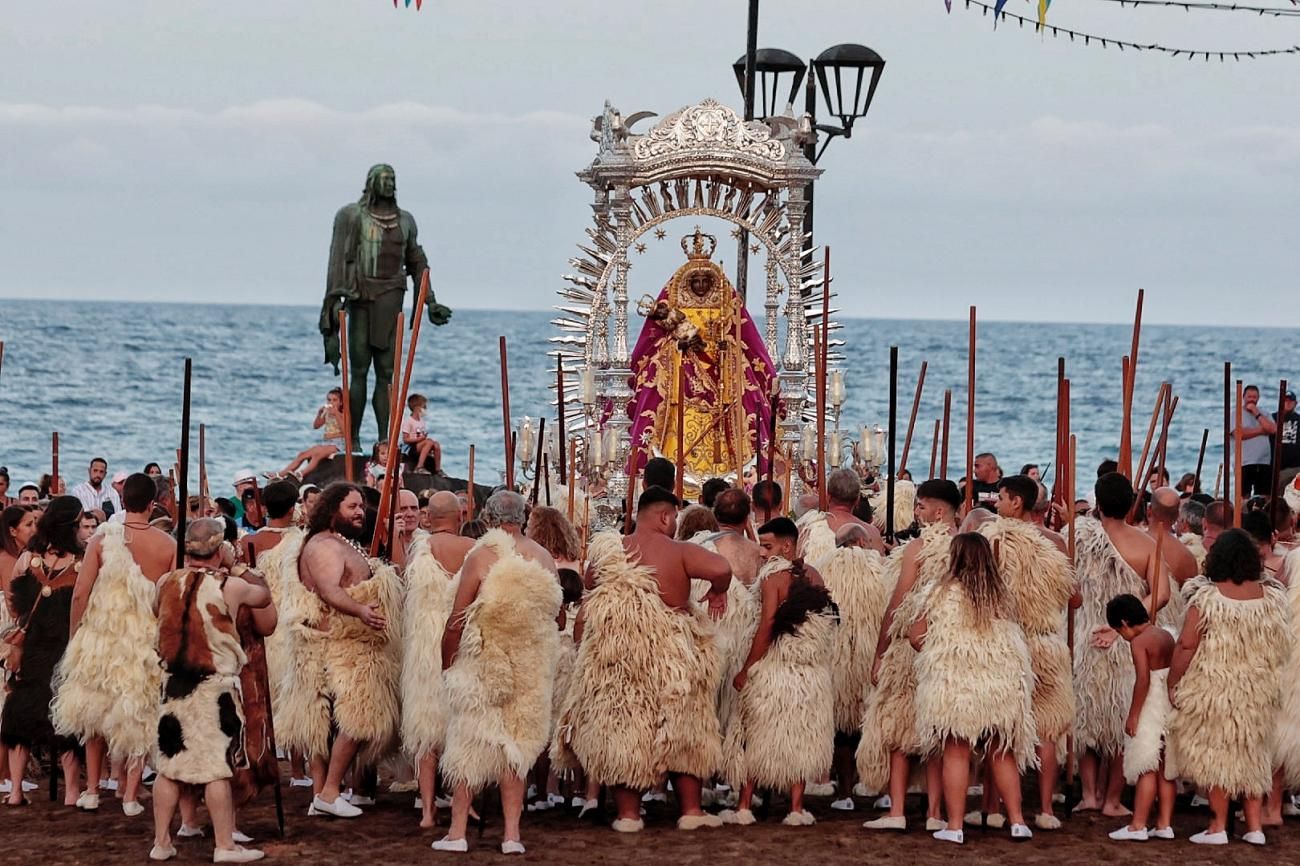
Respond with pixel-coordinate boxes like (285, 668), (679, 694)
(4, 774), (1293, 865)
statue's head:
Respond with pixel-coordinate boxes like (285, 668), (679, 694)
(686, 270), (715, 299)
(362, 164), (397, 204)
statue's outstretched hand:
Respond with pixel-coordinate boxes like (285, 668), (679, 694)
(427, 302), (453, 327)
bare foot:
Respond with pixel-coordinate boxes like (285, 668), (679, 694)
(419, 810), (437, 829)
(1102, 803), (1133, 818)
(1260, 816), (1283, 827)
(1072, 799), (1102, 813)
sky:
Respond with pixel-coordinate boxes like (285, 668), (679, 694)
(1, 0), (1296, 325)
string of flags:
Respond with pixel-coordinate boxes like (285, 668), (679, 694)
(393, 0), (423, 8)
(1096, 0), (1300, 15)
(955, 0), (1300, 59)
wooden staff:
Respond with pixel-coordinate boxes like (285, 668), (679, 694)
(1066, 432), (1077, 783)
(815, 330), (827, 511)
(51, 431), (59, 497)
(1271, 380), (1290, 526)
(581, 495), (591, 562)
(898, 360), (927, 477)
(1234, 379), (1244, 527)
(1213, 463), (1223, 499)
(928, 418), (940, 480)
(964, 306), (976, 513)
(166, 469), (178, 520)
(556, 355), (568, 486)
(198, 424), (208, 502)
(730, 278), (746, 487)
(1130, 382), (1170, 506)
(1053, 358), (1065, 506)
(781, 443), (792, 516)
(625, 463), (639, 535)
(940, 389), (952, 481)
(398, 270), (431, 412)
(176, 358), (192, 567)
(675, 362), (686, 501)
(466, 445), (476, 523)
(1222, 362), (1232, 506)
(1120, 289), (1145, 477)
(1119, 356), (1131, 478)
(766, 384), (779, 489)
(339, 310), (354, 482)
(567, 440), (577, 522)
(1156, 395), (1179, 484)
(530, 418), (547, 507)
(370, 314), (406, 557)
(0, 341), (5, 388)
(500, 337), (515, 489)
(886, 346), (899, 541)
(1148, 529), (1166, 624)
(1192, 428), (1210, 496)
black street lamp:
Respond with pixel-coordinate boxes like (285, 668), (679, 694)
(733, 43), (886, 267)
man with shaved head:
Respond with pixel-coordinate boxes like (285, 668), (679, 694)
(1147, 487), (1199, 594)
(711, 487), (761, 587)
(402, 490), (475, 828)
(390, 488), (422, 569)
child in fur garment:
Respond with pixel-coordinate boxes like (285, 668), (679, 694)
(908, 532), (1037, 846)
(1105, 593), (1176, 842)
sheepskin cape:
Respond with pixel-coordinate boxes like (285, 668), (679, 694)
(553, 531), (722, 789)
(51, 522), (161, 759)
(977, 517), (1075, 740)
(400, 532), (460, 762)
(856, 522), (952, 790)
(811, 544), (893, 734)
(1179, 533), (1207, 574)
(737, 562), (837, 790)
(275, 555), (403, 766)
(869, 479), (916, 537)
(1167, 576), (1290, 798)
(441, 530), (561, 790)
(913, 582), (1038, 773)
(1278, 566), (1300, 786)
(1123, 667), (1171, 784)
(255, 528), (304, 727)
(796, 511), (836, 565)
(1072, 518), (1149, 756)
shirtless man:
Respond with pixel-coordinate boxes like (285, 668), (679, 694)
(730, 517), (831, 824)
(65, 472), (175, 813)
(711, 488), (761, 586)
(297, 483), (387, 818)
(1147, 487), (1198, 588)
(825, 469), (884, 551)
(865, 479), (962, 830)
(244, 481), (299, 563)
(611, 486), (731, 827)
(412, 491), (474, 829)
(437, 491), (559, 855)
(390, 489), (421, 569)
(1076, 473), (1164, 817)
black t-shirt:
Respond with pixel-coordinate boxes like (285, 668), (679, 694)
(1275, 410), (1300, 469)
(965, 480), (999, 511)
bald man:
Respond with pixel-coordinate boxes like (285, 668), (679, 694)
(1146, 487), (1198, 635)
(390, 489), (422, 569)
(712, 488), (761, 587)
(404, 491), (476, 828)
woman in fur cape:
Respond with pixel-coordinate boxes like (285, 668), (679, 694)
(254, 527), (304, 727)
(857, 519), (953, 825)
(910, 532), (1038, 844)
(1167, 529), (1290, 845)
(437, 501), (562, 856)
(1273, 550), (1300, 823)
(976, 514), (1074, 829)
(551, 531), (723, 826)
(275, 557), (403, 772)
(724, 530), (837, 828)
(51, 521), (161, 812)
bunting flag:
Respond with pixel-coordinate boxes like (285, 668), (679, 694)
(1100, 0), (1299, 14)
(393, 0), (423, 8)
(961, 0), (1300, 59)
(1039, 0), (1052, 25)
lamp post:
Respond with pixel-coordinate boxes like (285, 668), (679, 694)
(732, 43), (886, 288)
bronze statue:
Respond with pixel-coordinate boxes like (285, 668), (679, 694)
(320, 164), (452, 444)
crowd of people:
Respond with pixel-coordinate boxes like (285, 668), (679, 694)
(1, 429), (1299, 861)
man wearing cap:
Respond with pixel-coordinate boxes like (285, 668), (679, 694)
(1274, 389), (1300, 488)
(232, 470), (261, 532)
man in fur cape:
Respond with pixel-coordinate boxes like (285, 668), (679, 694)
(812, 523), (892, 812)
(860, 479), (962, 832)
(554, 486), (732, 833)
(53, 472), (174, 815)
(281, 482), (402, 820)
(982, 474), (1075, 830)
(1073, 473), (1164, 817)
(434, 491), (561, 856)
(722, 517), (836, 827)
(1145, 487), (1199, 633)
(403, 491), (473, 830)
(796, 468), (884, 564)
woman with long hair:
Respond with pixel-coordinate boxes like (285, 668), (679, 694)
(0, 506), (39, 585)
(908, 532), (1037, 844)
(2, 496), (86, 806)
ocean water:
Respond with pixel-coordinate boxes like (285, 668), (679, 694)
(0, 298), (1293, 499)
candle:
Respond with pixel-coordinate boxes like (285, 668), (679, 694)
(829, 370), (845, 408)
(800, 423), (816, 459)
(518, 417), (535, 467)
(580, 367), (597, 405)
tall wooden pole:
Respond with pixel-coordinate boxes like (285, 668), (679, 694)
(1066, 431), (1077, 783)
(198, 423), (208, 503)
(176, 358), (192, 567)
(500, 337), (514, 489)
(556, 354), (568, 487)
(674, 364), (686, 501)
(929, 418), (940, 481)
(398, 270), (431, 412)
(371, 313), (406, 557)
(1272, 380), (1290, 526)
(815, 330), (827, 511)
(625, 463), (639, 535)
(1234, 379), (1244, 527)
(338, 310), (354, 482)
(50, 431), (59, 499)
(898, 360), (927, 477)
(1119, 356), (1131, 478)
(964, 306), (976, 514)
(940, 389), (952, 481)
(530, 418), (547, 507)
(766, 384), (779, 489)
(1121, 289), (1145, 478)
(886, 346), (899, 541)
(1222, 362), (1232, 506)
(1130, 383), (1170, 518)
(1192, 428), (1210, 496)
(1054, 357), (1065, 506)
(466, 445), (476, 523)
(567, 440), (577, 522)
(1156, 395), (1178, 485)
